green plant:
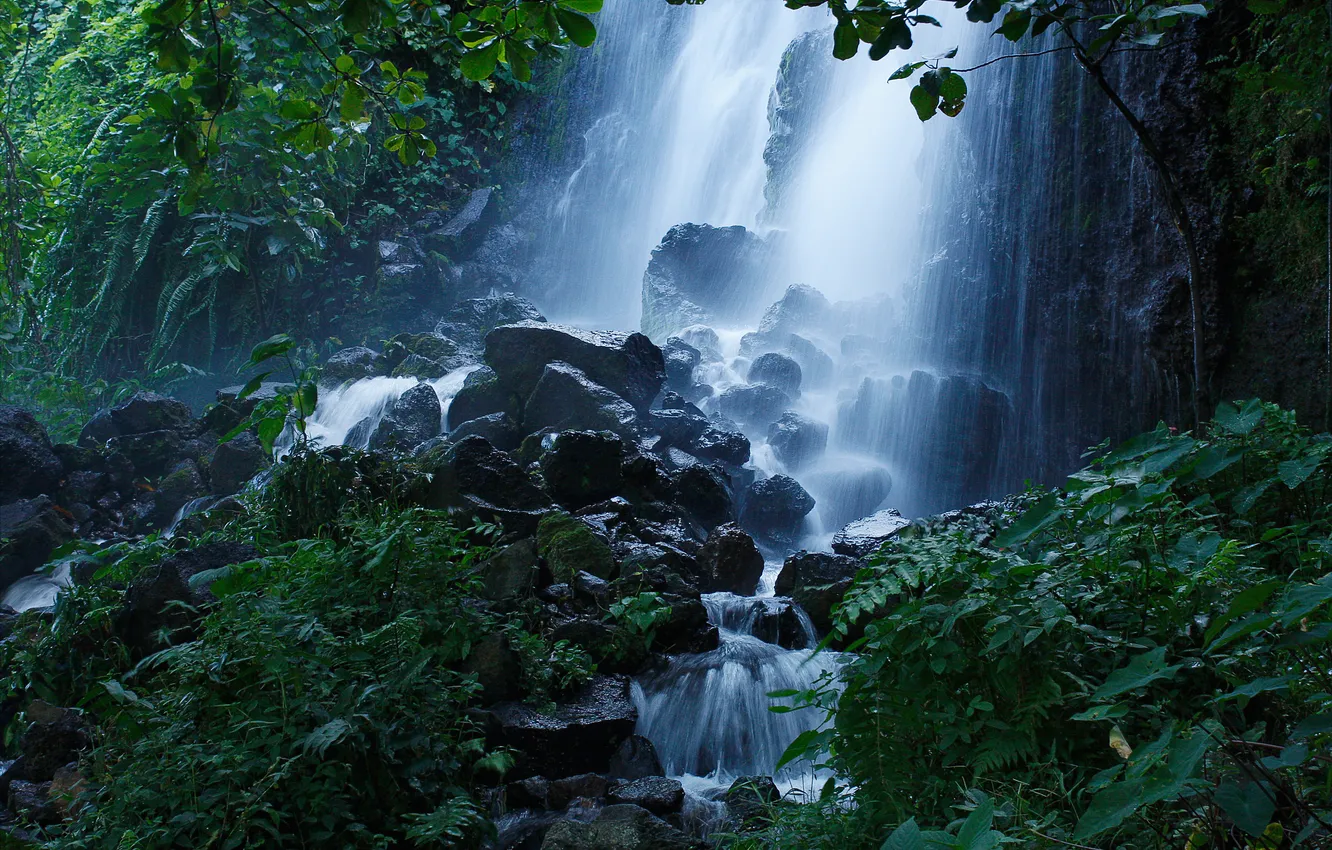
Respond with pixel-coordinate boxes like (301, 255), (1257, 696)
(607, 590), (671, 656)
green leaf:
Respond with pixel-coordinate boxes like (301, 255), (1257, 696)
(1205, 580), (1281, 646)
(555, 8), (597, 47)
(103, 680), (140, 703)
(236, 371), (272, 401)
(956, 796), (994, 849)
(1274, 574), (1332, 626)
(334, 54), (356, 74)
(1074, 779), (1145, 839)
(1215, 675), (1295, 704)
(889, 61), (925, 81)
(997, 8), (1031, 40)
(1215, 399), (1264, 435)
(460, 41), (501, 81)
(1072, 703), (1129, 721)
(247, 333), (296, 366)
(994, 494), (1063, 549)
(833, 20), (859, 60)
(557, 0), (602, 11)
(1290, 714), (1332, 739)
(880, 819), (924, 850)
(1215, 780), (1276, 838)
(1278, 452), (1324, 488)
(1092, 647), (1183, 700)
(302, 718), (352, 758)
(909, 85), (939, 121)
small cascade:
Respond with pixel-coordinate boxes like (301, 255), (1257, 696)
(633, 563), (841, 818)
(2, 561), (72, 613)
(299, 366), (477, 450)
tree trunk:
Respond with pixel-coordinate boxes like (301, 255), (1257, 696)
(1325, 0), (1331, 427)
(1074, 53), (1207, 428)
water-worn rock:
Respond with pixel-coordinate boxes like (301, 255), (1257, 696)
(831, 508), (911, 557)
(740, 475), (815, 543)
(748, 597), (811, 649)
(691, 427), (750, 466)
(486, 322), (666, 413)
(435, 294), (547, 352)
(447, 412), (521, 452)
(463, 633), (524, 704)
(0, 498), (74, 591)
(541, 431), (625, 508)
(370, 383), (441, 451)
(784, 333), (835, 388)
(117, 542), (259, 654)
(77, 409), (120, 447)
(757, 284), (830, 337)
(538, 511), (615, 582)
(647, 408), (709, 448)
(661, 338), (701, 394)
(608, 777), (684, 815)
(322, 346), (380, 385)
(653, 595), (720, 654)
(490, 675), (638, 779)
(608, 735), (664, 780)
(16, 703), (90, 784)
(106, 429), (184, 479)
(8, 780), (57, 824)
(724, 775), (781, 827)
(697, 524), (765, 595)
(672, 465), (734, 532)
(0, 407), (63, 504)
(435, 436), (551, 515)
(766, 412), (828, 471)
(110, 392), (194, 435)
(804, 464), (893, 530)
(210, 432), (270, 494)
(641, 223), (771, 340)
(479, 538), (539, 601)
(774, 551), (861, 636)
(675, 325), (723, 362)
(447, 366), (524, 429)
(719, 385), (790, 431)
(149, 460), (207, 529)
(524, 362), (640, 439)
(541, 803), (701, 850)
(747, 353), (802, 397)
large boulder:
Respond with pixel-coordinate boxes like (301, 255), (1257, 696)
(724, 775), (781, 829)
(486, 323), (665, 414)
(210, 432), (271, 494)
(697, 524), (765, 595)
(447, 366), (523, 429)
(117, 542), (259, 654)
(740, 475), (815, 544)
(0, 498), (74, 591)
(149, 460), (207, 530)
(661, 337), (701, 394)
(446, 412), (521, 452)
(784, 334), (835, 388)
(766, 412), (828, 471)
(434, 436), (551, 516)
(489, 675), (638, 779)
(541, 804), (701, 850)
(746, 353), (802, 397)
(804, 464), (893, 530)
(675, 325), (723, 362)
(477, 537), (539, 601)
(538, 511), (615, 582)
(435, 293), (546, 352)
(105, 430), (185, 479)
(757, 283), (830, 337)
(774, 551), (860, 636)
(719, 385), (790, 431)
(541, 431), (625, 508)
(692, 426), (750, 466)
(672, 465), (735, 532)
(321, 346), (379, 385)
(832, 509), (911, 557)
(369, 382), (441, 451)
(462, 633), (524, 704)
(609, 735), (665, 780)
(607, 777), (685, 816)
(641, 223), (771, 340)
(523, 362), (640, 439)
(110, 392), (194, 435)
(0, 407), (63, 504)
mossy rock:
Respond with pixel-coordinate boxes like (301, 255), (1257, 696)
(538, 510), (615, 582)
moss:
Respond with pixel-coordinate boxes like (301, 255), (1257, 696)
(536, 510), (615, 582)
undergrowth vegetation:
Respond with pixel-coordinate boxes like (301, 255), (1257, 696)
(746, 400), (1332, 849)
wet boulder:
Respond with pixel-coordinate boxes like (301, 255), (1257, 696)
(757, 283), (830, 337)
(478, 537), (539, 601)
(661, 337), (701, 394)
(672, 464), (735, 532)
(0, 407), (63, 503)
(653, 595), (720, 654)
(447, 412), (521, 452)
(724, 775), (781, 828)
(804, 464), (893, 530)
(774, 551), (861, 636)
(463, 633), (524, 704)
(379, 332), (471, 379)
(748, 597), (811, 649)
(766, 412), (828, 471)
(148, 460), (207, 530)
(675, 325), (723, 363)
(105, 429), (184, 479)
(719, 385), (790, 431)
(486, 322), (666, 413)
(77, 409), (120, 448)
(447, 366), (523, 429)
(435, 293), (546, 352)
(541, 431), (625, 509)
(697, 523), (765, 595)
(740, 475), (815, 544)
(321, 346), (380, 385)
(210, 432), (271, 495)
(538, 511), (616, 582)
(691, 426), (750, 466)
(14, 702), (90, 785)
(831, 508), (911, 557)
(0, 498), (74, 591)
(8, 780), (58, 824)
(489, 675), (638, 779)
(369, 382), (442, 451)
(607, 777), (685, 816)
(784, 334), (835, 388)
(541, 803), (701, 850)
(117, 542), (259, 655)
(746, 353), (802, 397)
(641, 223), (771, 340)
(434, 436), (551, 515)
(609, 735), (664, 780)
(524, 362), (640, 439)
(648, 408), (709, 449)
(110, 392), (194, 436)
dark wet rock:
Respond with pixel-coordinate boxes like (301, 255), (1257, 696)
(7, 780), (56, 825)
(675, 325), (723, 362)
(804, 465), (893, 531)
(448, 412), (521, 452)
(106, 429), (183, 479)
(661, 338), (701, 395)
(541, 803), (701, 850)
(506, 775), (551, 810)
(672, 465), (734, 532)
(345, 416), (376, 449)
(447, 366), (524, 430)
(641, 223), (772, 341)
(784, 333), (835, 388)
(541, 431), (625, 509)
(647, 409), (709, 449)
(653, 595), (720, 654)
(117, 542), (259, 655)
(16, 702), (90, 783)
(0, 498), (74, 591)
(831, 508), (911, 557)
(434, 436), (551, 515)
(487, 323), (666, 413)
(425, 187), (497, 249)
(724, 775), (780, 827)
(774, 551), (861, 636)
(489, 675), (637, 780)
(479, 538), (538, 601)
(757, 284), (830, 337)
(749, 597), (810, 650)
(322, 346), (380, 385)
(697, 524), (764, 595)
(77, 409), (120, 448)
(548, 773), (610, 810)
(0, 408), (63, 504)
(691, 427), (750, 466)
(463, 633), (524, 704)
(608, 777), (684, 816)
(538, 511), (615, 582)
(740, 475), (815, 543)
(524, 362), (640, 439)
(369, 383), (441, 451)
(435, 294), (546, 352)
(210, 432), (270, 495)
(110, 392), (193, 436)
(48, 762), (86, 820)
(766, 412), (827, 471)
(719, 385), (790, 431)
(747, 353), (802, 397)
(149, 460), (206, 530)
(763, 27), (836, 211)
(608, 735), (664, 780)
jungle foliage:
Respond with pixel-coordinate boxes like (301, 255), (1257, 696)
(745, 400), (1332, 849)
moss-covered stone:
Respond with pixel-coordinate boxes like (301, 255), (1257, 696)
(537, 510), (615, 582)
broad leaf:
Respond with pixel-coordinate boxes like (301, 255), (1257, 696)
(1215, 780), (1276, 838)
(1092, 647), (1183, 700)
(881, 819), (924, 850)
